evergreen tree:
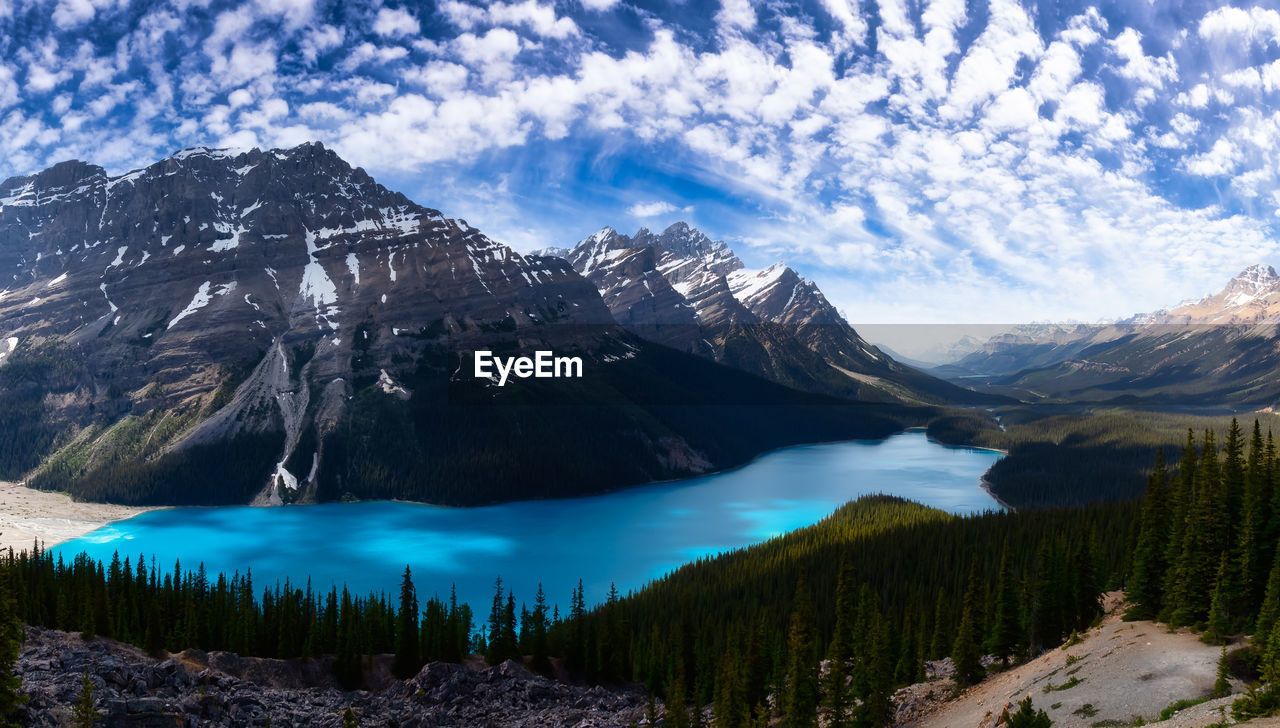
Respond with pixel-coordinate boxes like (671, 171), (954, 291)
(342, 706), (360, 728)
(530, 584), (551, 675)
(1125, 450), (1169, 619)
(1213, 645), (1231, 698)
(1160, 430), (1198, 623)
(1204, 553), (1232, 644)
(72, 670), (96, 728)
(782, 573), (818, 728)
(393, 566), (420, 679)
(987, 541), (1022, 665)
(951, 564), (985, 688)
(0, 567), (25, 725)
(822, 561), (854, 728)
(855, 606), (894, 728)
(1002, 696), (1051, 728)
(1239, 420), (1269, 614)
(927, 592), (949, 659)
(566, 579), (586, 675)
(1255, 550), (1280, 653)
(485, 577), (505, 664)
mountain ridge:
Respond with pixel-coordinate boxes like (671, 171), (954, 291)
(549, 221), (1000, 405)
(0, 143), (933, 507)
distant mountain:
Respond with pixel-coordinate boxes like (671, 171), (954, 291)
(939, 265), (1280, 405)
(0, 144), (918, 507)
(1132, 264), (1280, 325)
(554, 223), (997, 405)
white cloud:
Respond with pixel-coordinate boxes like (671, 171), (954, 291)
(1198, 6), (1280, 45)
(488, 1), (578, 39)
(817, 0), (867, 52)
(372, 7), (418, 38)
(439, 0), (577, 39)
(626, 201), (679, 217)
(1187, 138), (1241, 176)
(1108, 28), (1176, 89)
(716, 0), (756, 32)
(51, 0), (95, 29)
(453, 29), (523, 83)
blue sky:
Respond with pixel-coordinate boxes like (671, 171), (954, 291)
(4, 0), (1280, 324)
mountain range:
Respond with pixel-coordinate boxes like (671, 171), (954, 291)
(937, 264), (1280, 405)
(536, 223), (992, 405)
(0, 143), (966, 507)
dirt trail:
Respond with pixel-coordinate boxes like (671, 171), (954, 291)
(907, 593), (1242, 728)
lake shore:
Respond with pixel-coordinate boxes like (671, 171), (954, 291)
(0, 481), (156, 553)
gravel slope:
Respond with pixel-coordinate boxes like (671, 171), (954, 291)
(906, 593), (1243, 728)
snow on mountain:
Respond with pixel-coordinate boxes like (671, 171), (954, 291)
(554, 222), (989, 404)
(0, 142), (619, 505)
(1133, 263), (1280, 325)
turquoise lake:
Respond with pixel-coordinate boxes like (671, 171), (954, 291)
(55, 430), (1002, 612)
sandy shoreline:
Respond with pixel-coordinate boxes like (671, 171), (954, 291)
(0, 481), (155, 553)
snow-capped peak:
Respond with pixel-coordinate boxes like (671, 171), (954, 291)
(586, 227), (617, 246)
(1221, 263), (1280, 308)
(171, 145), (253, 161)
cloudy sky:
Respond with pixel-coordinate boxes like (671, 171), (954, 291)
(3, 0), (1280, 325)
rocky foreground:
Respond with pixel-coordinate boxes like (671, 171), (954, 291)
(16, 628), (650, 727)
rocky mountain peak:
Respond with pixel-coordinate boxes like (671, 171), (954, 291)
(1223, 263), (1280, 302)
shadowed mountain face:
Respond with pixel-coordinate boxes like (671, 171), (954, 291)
(555, 223), (999, 405)
(0, 144), (923, 506)
(936, 265), (1280, 406)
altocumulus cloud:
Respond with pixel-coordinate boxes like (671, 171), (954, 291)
(3, 0), (1280, 322)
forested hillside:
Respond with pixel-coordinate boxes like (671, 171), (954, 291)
(928, 406), (1280, 508)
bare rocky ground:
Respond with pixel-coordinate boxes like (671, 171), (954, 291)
(16, 627), (650, 727)
(900, 592), (1247, 728)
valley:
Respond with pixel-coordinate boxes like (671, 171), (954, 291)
(5, 146), (1280, 727)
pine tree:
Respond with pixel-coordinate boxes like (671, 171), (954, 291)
(1204, 553), (1232, 644)
(393, 566), (420, 679)
(782, 573), (818, 728)
(530, 584), (551, 674)
(987, 541), (1022, 666)
(1213, 645), (1231, 698)
(501, 593), (518, 663)
(855, 605), (894, 728)
(666, 665), (691, 728)
(1160, 430), (1198, 623)
(928, 592), (949, 659)
(72, 670), (96, 728)
(342, 706), (360, 728)
(951, 564), (985, 688)
(822, 561), (854, 728)
(566, 579), (586, 674)
(1125, 450), (1169, 619)
(0, 566), (26, 725)
(1171, 430), (1221, 627)
(485, 577), (505, 664)
(1254, 550), (1280, 653)
(1002, 696), (1051, 728)
(1239, 420), (1269, 614)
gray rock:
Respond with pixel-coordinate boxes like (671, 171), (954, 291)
(17, 627), (652, 728)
